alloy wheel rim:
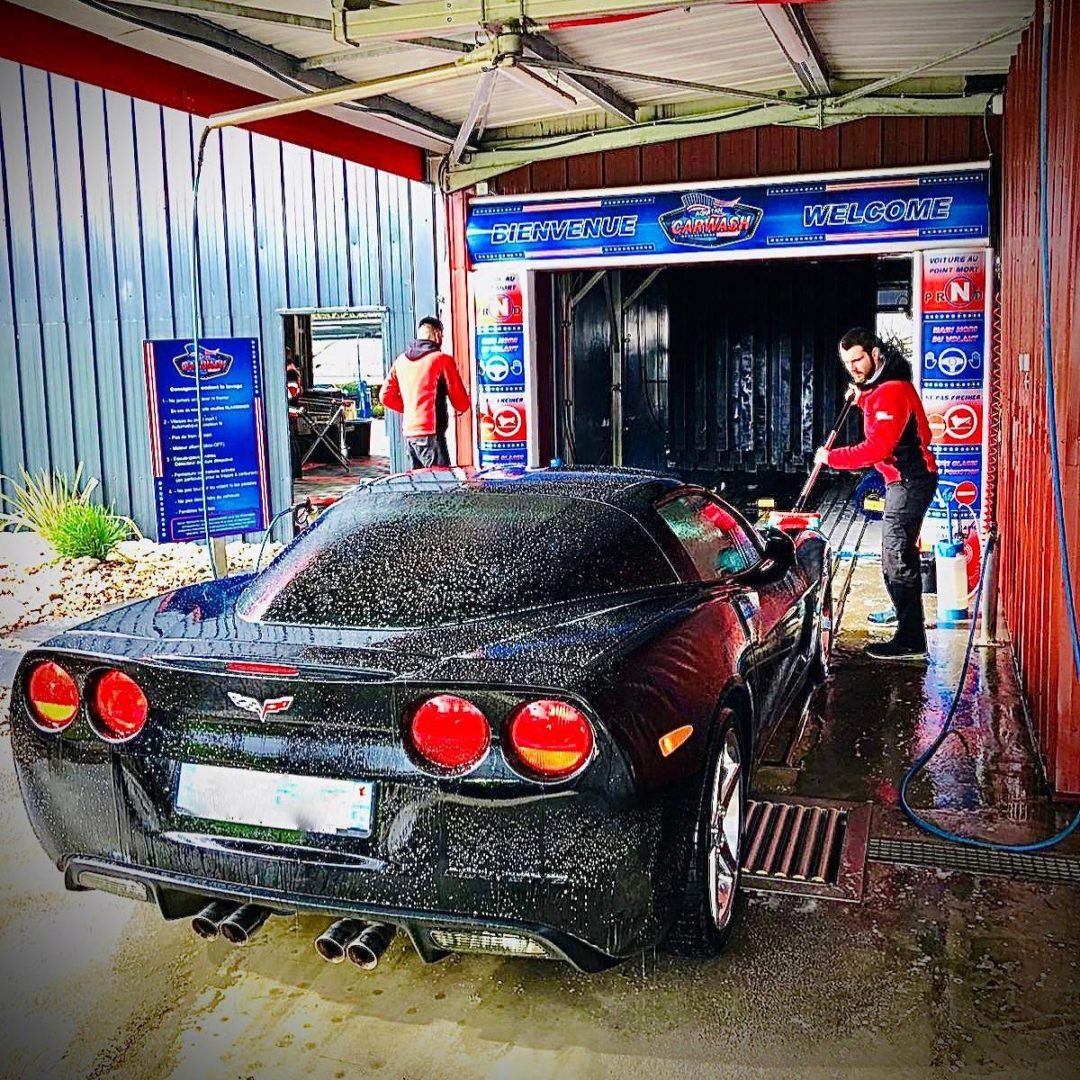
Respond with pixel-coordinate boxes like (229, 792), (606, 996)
(707, 726), (743, 932)
(821, 585), (833, 671)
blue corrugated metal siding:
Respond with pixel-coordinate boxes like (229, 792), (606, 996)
(0, 59), (440, 537)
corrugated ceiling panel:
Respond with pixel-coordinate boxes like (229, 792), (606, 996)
(806, 0), (1033, 77)
(547, 5), (793, 94)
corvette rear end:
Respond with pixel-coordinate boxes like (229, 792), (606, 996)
(10, 586), (687, 973)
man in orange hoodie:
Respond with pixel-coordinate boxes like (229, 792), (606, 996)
(381, 316), (471, 468)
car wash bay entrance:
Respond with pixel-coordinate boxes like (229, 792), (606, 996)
(549, 257), (881, 482)
(466, 163), (994, 537)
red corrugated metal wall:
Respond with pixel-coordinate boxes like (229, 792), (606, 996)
(999, 0), (1080, 798)
(490, 117), (993, 194)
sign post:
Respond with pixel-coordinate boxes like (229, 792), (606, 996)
(915, 248), (992, 574)
(144, 337), (271, 545)
(472, 270), (533, 469)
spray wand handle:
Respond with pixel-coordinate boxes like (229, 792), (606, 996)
(793, 395), (855, 512)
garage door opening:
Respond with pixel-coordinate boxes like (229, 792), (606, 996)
(280, 307), (393, 505)
(546, 255), (914, 504)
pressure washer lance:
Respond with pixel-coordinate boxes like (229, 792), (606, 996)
(765, 395), (854, 534)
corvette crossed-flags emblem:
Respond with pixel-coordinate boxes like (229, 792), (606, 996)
(227, 692), (294, 722)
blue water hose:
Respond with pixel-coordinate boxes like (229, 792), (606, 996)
(899, 528), (1080, 851)
(1037, 1), (1080, 681)
(900, 10), (1080, 851)
(254, 501), (309, 574)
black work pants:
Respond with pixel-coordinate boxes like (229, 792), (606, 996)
(881, 473), (938, 647)
(407, 433), (451, 469)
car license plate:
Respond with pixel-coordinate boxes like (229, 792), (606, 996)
(175, 763), (374, 837)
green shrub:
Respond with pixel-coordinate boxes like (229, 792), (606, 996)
(0, 465), (135, 560)
(49, 502), (132, 560)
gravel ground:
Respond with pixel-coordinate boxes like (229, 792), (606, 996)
(0, 532), (280, 639)
(0, 531), (281, 722)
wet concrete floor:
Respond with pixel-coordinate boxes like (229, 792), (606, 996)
(0, 560), (1077, 1079)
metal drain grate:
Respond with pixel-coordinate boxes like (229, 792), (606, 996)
(868, 837), (1080, 886)
(740, 798), (872, 902)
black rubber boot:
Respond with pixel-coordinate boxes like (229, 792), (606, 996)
(866, 582), (927, 659)
(864, 636), (928, 660)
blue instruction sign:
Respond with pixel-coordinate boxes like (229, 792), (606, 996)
(143, 338), (270, 542)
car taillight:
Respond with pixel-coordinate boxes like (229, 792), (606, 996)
(507, 700), (594, 779)
(408, 694), (490, 772)
(91, 670), (149, 742)
(27, 661), (80, 731)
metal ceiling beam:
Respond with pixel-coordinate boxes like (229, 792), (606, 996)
(333, 0), (740, 44)
(124, 0), (332, 31)
(521, 33), (636, 124)
(299, 39), (473, 71)
(526, 57), (790, 105)
(444, 93), (993, 191)
(448, 66), (499, 167)
(835, 17), (1031, 106)
(758, 4), (830, 98)
(501, 60), (580, 110)
(77, 0), (459, 143)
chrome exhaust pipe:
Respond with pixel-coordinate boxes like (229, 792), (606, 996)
(191, 899), (240, 940)
(315, 919), (369, 963)
(219, 904), (271, 945)
(345, 922), (396, 970)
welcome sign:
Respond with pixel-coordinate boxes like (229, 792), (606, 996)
(467, 166), (990, 267)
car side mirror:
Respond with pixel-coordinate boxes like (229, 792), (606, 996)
(738, 529), (796, 586)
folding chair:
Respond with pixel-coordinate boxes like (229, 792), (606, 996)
(296, 392), (351, 473)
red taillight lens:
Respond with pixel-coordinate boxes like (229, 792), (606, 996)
(91, 670), (149, 742)
(507, 700), (594, 779)
(408, 694), (490, 771)
(27, 661), (80, 731)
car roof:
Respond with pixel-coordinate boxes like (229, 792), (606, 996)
(362, 465), (686, 517)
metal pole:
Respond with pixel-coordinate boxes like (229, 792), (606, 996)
(976, 529), (1001, 646)
(609, 271), (624, 467)
(206, 56), (487, 129)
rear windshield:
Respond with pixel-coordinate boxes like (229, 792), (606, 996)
(239, 491), (677, 629)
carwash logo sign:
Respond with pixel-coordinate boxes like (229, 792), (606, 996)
(172, 344), (234, 380)
(466, 167), (988, 265)
(659, 192), (763, 249)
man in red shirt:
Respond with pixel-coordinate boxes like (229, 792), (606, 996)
(816, 328), (939, 660)
(381, 316), (471, 469)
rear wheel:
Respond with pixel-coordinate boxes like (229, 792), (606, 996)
(665, 710), (746, 956)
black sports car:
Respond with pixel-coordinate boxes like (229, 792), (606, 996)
(11, 467), (831, 972)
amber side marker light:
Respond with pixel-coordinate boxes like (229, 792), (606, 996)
(658, 724), (694, 758)
(27, 661), (80, 731)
